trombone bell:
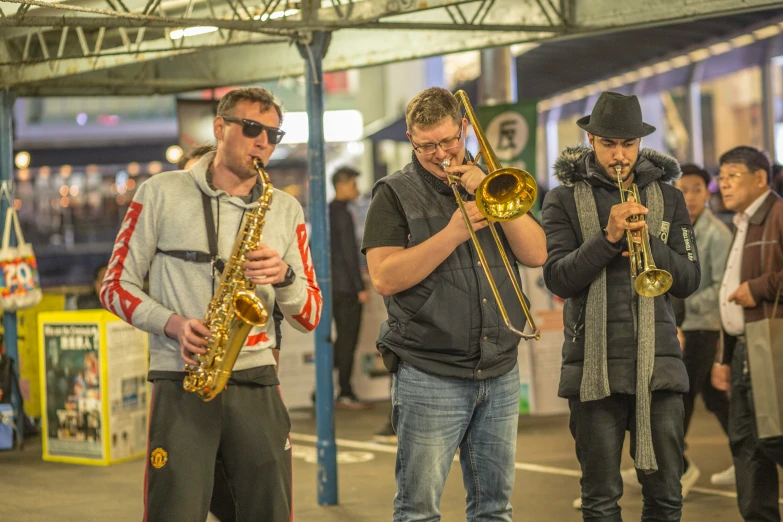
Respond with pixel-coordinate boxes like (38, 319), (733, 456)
(441, 90), (540, 340)
(477, 167), (537, 222)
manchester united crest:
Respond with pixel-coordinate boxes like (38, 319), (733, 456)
(150, 448), (168, 469)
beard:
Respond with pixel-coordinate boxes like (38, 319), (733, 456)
(226, 151), (259, 181)
(598, 156), (639, 184)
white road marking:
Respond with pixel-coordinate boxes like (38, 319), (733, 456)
(290, 432), (782, 503)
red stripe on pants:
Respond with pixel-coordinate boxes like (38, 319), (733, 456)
(277, 385), (294, 522)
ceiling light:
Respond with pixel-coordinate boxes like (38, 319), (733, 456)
(170, 26), (218, 40)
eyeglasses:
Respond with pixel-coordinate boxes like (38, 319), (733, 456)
(221, 115), (286, 144)
(718, 171), (752, 183)
(410, 127), (463, 155)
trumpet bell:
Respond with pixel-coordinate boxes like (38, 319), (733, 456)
(634, 269), (673, 298)
(476, 167), (537, 222)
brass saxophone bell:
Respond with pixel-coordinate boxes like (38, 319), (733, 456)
(184, 159), (274, 402)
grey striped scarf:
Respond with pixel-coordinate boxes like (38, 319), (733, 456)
(574, 179), (664, 473)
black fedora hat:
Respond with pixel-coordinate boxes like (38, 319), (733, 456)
(576, 91), (656, 139)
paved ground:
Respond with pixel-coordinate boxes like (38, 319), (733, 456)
(1, 399), (777, 521)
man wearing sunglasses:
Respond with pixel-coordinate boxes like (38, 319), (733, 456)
(101, 87), (322, 521)
(362, 86), (547, 521)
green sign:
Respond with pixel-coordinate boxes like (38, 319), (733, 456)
(477, 101), (537, 174)
(477, 100), (539, 215)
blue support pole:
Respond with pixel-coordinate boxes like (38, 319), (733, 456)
(297, 31), (337, 505)
(0, 89), (23, 447)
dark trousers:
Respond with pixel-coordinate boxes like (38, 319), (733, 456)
(569, 392), (684, 522)
(145, 380), (292, 522)
(729, 340), (783, 522)
(210, 459), (235, 522)
(682, 330), (730, 436)
(333, 293), (362, 397)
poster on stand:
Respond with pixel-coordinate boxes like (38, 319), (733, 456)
(106, 321), (149, 461)
(41, 322), (104, 460)
(518, 266), (569, 416)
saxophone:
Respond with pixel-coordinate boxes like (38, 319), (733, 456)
(183, 158), (274, 401)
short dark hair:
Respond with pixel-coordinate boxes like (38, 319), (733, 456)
(719, 146), (771, 184)
(216, 87), (283, 124)
(679, 163), (711, 188)
(332, 166), (360, 189)
(405, 87), (461, 133)
(178, 143), (217, 169)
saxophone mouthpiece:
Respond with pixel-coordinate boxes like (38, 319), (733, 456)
(253, 158), (264, 170)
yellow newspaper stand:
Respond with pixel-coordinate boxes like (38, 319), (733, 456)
(38, 310), (148, 466)
(17, 294), (67, 418)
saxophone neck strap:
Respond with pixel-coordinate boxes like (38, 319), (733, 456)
(201, 191), (218, 258)
(200, 191), (227, 275)
(156, 192), (227, 273)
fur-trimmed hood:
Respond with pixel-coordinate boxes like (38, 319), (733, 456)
(553, 146), (681, 187)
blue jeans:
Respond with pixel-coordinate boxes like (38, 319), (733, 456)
(569, 392), (684, 522)
(391, 362), (520, 522)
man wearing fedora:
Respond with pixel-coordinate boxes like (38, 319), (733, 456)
(542, 91), (701, 521)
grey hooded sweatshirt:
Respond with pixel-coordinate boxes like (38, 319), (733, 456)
(101, 152), (322, 375)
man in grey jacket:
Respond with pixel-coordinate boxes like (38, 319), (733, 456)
(102, 87), (322, 521)
(674, 164), (733, 486)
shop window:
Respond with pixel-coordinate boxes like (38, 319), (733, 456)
(700, 66), (764, 171)
(661, 88), (690, 163)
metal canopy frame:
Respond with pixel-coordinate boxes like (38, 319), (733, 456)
(1, 0), (782, 95)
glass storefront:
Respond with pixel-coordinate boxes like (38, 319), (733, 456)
(700, 66), (764, 171)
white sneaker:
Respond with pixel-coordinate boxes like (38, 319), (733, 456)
(572, 497), (582, 510)
(621, 467), (641, 489)
(681, 460), (701, 500)
(710, 464), (735, 486)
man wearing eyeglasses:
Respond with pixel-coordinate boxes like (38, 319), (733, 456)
(101, 87), (322, 521)
(361, 87), (547, 522)
(710, 146), (783, 522)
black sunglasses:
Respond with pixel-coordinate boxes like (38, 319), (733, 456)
(221, 115), (286, 144)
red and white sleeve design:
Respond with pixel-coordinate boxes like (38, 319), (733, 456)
(291, 223), (322, 332)
(101, 201), (144, 323)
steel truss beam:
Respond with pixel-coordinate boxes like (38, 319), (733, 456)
(1, 0), (782, 94)
(0, 0), (558, 76)
(0, 16), (562, 33)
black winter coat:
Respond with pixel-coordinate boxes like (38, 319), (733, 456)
(542, 147), (701, 398)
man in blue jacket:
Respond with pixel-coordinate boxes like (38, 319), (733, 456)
(542, 92), (701, 521)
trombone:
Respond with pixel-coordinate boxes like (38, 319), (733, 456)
(614, 165), (673, 297)
(442, 90), (540, 341)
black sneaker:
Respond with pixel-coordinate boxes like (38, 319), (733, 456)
(373, 421), (398, 444)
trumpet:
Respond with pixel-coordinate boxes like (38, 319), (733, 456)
(614, 165), (672, 297)
(440, 90), (540, 341)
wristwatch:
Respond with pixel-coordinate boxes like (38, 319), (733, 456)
(273, 265), (296, 288)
